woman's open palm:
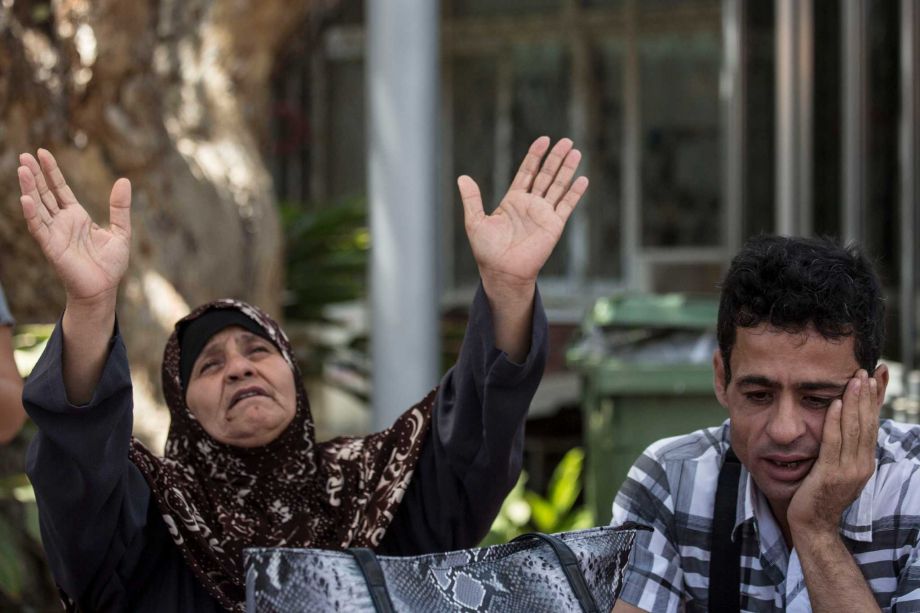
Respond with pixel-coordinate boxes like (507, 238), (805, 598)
(17, 149), (131, 305)
(458, 137), (588, 288)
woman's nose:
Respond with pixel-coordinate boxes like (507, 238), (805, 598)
(224, 352), (254, 380)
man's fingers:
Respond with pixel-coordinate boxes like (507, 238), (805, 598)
(859, 376), (880, 465)
(840, 374), (863, 462)
(544, 148), (583, 206)
(509, 136), (551, 192)
(531, 138), (573, 197)
(819, 398), (843, 465)
(555, 176), (589, 224)
(19, 152), (60, 214)
(108, 178), (132, 238)
(37, 148), (79, 208)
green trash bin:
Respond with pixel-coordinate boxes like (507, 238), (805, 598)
(567, 293), (727, 525)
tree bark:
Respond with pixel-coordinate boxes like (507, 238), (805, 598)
(0, 0), (315, 450)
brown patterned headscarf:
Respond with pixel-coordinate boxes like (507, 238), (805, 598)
(128, 299), (435, 611)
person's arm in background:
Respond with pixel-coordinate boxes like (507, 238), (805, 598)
(0, 325), (25, 444)
(0, 284), (25, 444)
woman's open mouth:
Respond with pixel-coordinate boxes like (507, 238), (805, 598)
(229, 386), (269, 409)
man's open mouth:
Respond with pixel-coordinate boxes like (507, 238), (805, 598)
(761, 455), (815, 481)
(769, 459), (803, 468)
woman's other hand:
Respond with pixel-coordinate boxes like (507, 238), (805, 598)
(17, 149), (131, 313)
(17, 149), (132, 404)
(456, 137), (588, 361)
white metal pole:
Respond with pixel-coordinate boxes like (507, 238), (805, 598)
(367, 0), (440, 429)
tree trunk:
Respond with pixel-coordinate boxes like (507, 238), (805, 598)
(0, 0), (315, 450)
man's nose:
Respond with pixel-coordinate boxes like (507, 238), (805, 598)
(765, 395), (806, 445)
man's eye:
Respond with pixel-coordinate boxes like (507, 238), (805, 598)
(804, 396), (834, 409)
(250, 346), (270, 355)
(744, 391), (772, 404)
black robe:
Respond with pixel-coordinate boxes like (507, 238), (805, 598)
(24, 287), (547, 611)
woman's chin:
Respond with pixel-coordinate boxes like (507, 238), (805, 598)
(219, 409), (291, 447)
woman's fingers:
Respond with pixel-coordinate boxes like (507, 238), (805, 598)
(509, 136), (551, 192)
(37, 149), (80, 208)
(554, 176), (589, 224)
(544, 148), (582, 207)
(19, 194), (51, 247)
(531, 138), (573, 198)
(457, 175), (485, 230)
(19, 153), (60, 215)
(17, 166), (52, 227)
(108, 178), (132, 238)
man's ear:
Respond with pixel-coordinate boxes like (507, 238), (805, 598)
(712, 348), (729, 409)
(872, 363), (890, 411)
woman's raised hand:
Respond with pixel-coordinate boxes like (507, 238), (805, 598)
(456, 136), (588, 361)
(17, 150), (131, 310)
(457, 136), (587, 296)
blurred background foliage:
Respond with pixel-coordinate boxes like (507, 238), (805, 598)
(281, 197), (469, 406)
(481, 447), (593, 546)
(282, 197), (370, 323)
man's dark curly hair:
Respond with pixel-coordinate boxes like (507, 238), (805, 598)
(717, 235), (885, 384)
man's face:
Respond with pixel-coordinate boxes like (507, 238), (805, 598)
(185, 326), (297, 448)
(713, 324), (887, 516)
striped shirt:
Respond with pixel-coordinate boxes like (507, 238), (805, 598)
(611, 419), (920, 612)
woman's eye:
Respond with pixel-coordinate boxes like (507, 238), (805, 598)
(199, 360), (219, 374)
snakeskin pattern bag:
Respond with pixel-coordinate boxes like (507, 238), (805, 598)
(244, 525), (645, 612)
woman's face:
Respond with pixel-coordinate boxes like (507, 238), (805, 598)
(184, 326), (297, 448)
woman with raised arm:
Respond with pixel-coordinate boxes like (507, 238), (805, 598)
(17, 137), (587, 612)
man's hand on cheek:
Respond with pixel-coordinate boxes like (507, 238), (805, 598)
(787, 371), (879, 539)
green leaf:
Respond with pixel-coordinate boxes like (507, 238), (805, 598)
(0, 474), (30, 499)
(23, 502), (43, 545)
(525, 492), (558, 533)
(547, 447), (584, 515)
(556, 507), (595, 533)
(0, 515), (22, 601)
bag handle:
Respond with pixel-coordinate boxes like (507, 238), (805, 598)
(347, 547), (395, 613)
(511, 532), (599, 613)
(708, 446), (742, 613)
(348, 531), (620, 613)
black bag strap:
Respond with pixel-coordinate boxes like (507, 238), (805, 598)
(511, 532), (599, 613)
(347, 547), (395, 613)
(708, 446), (742, 613)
